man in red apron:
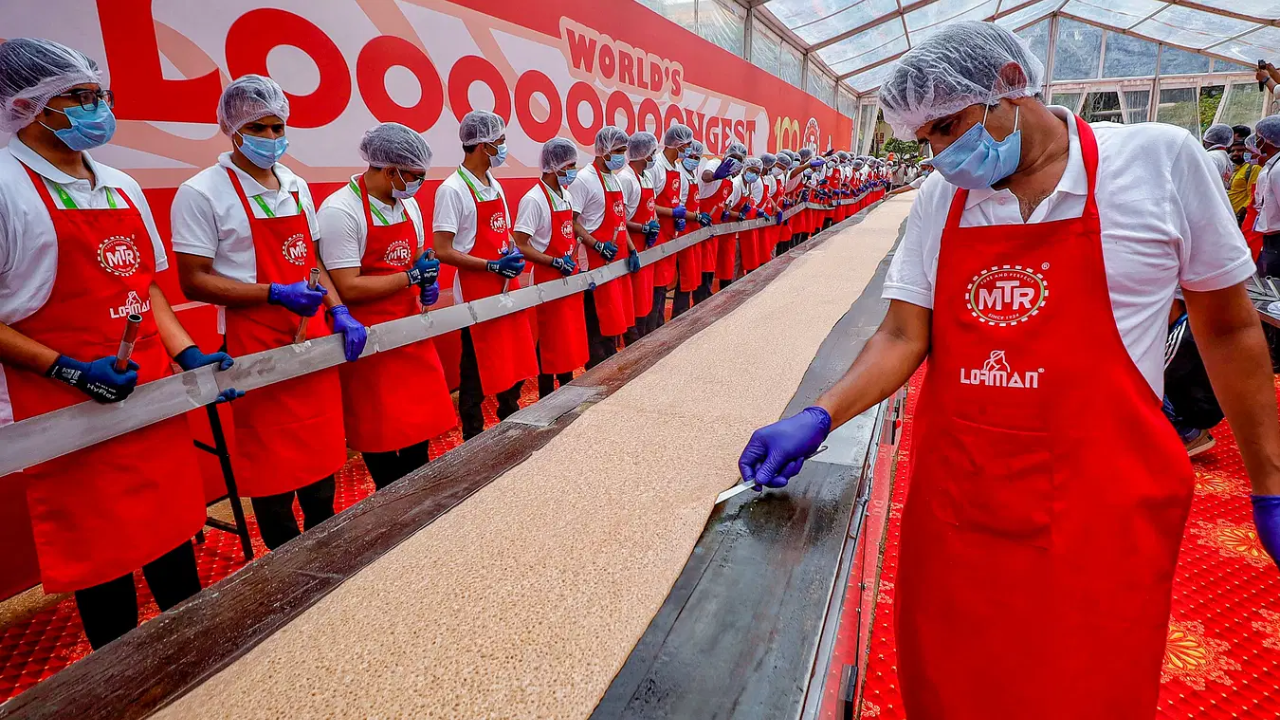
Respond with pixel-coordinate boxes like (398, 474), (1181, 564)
(698, 142), (748, 293)
(567, 125), (635, 368)
(621, 132), (660, 342)
(0, 38), (241, 649)
(729, 157), (765, 275)
(432, 110), (538, 440)
(672, 139), (712, 318)
(779, 151), (805, 253)
(740, 21), (1280, 719)
(173, 75), (368, 550)
(316, 123), (454, 490)
(651, 124), (695, 329)
(512, 138), (589, 398)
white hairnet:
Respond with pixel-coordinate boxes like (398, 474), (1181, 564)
(459, 110), (505, 146)
(1246, 133), (1261, 153)
(595, 125), (629, 155)
(852, 159), (865, 169)
(1203, 123), (1233, 147)
(777, 153), (793, 168)
(662, 123), (694, 148)
(799, 147), (814, 161)
(0, 38), (101, 134)
(1259, 116), (1280, 147)
(760, 152), (777, 167)
(540, 137), (579, 172)
(689, 140), (705, 157)
(743, 157), (763, 171)
(627, 131), (658, 161)
(725, 141), (748, 158)
(880, 21), (1044, 139)
(218, 75), (290, 136)
(359, 122), (433, 171)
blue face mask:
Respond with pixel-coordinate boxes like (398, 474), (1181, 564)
(678, 147), (690, 159)
(1245, 152), (1256, 164)
(45, 103), (117, 151)
(645, 157), (656, 170)
(605, 152), (627, 172)
(744, 172), (760, 184)
(488, 142), (508, 168)
(238, 132), (288, 169)
(931, 104), (1022, 190)
(558, 168), (578, 187)
(682, 157), (700, 173)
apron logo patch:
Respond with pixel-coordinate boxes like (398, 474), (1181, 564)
(646, 198), (656, 213)
(561, 220), (575, 239)
(612, 200), (626, 217)
(960, 350), (1043, 389)
(282, 233), (309, 266)
(109, 290), (151, 320)
(967, 265), (1048, 326)
(98, 235), (141, 277)
(489, 212), (508, 234)
(383, 239), (412, 267)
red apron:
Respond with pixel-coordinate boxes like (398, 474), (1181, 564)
(223, 169), (346, 497)
(895, 117), (1194, 720)
(337, 178), (456, 453)
(1245, 196), (1263, 262)
(628, 175), (657, 319)
(454, 170), (539, 395)
(532, 182), (589, 375)
(585, 169), (632, 337)
(710, 178), (737, 282)
(6, 166), (203, 593)
(653, 164), (680, 287)
(677, 182), (702, 293)
(737, 183), (762, 273)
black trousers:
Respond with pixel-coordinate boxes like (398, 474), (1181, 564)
(251, 475), (336, 551)
(693, 272), (714, 304)
(648, 286), (667, 332)
(583, 289), (618, 369)
(74, 540), (201, 650)
(1164, 318), (1224, 435)
(672, 290), (693, 318)
(362, 438), (431, 490)
(1259, 233), (1280, 279)
(535, 343), (575, 398)
(459, 327), (524, 440)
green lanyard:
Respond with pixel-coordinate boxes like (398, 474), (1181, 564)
(53, 183), (118, 210)
(540, 181), (569, 212)
(457, 167), (499, 200)
(250, 192), (303, 219)
(347, 180), (395, 226)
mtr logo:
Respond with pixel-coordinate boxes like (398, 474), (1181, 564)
(282, 234), (309, 266)
(966, 265), (1049, 327)
(98, 236), (141, 277)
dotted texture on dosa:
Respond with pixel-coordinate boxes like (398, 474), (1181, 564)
(155, 197), (913, 720)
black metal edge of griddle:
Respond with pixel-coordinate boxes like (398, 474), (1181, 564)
(0, 208), (871, 720)
(589, 206), (902, 720)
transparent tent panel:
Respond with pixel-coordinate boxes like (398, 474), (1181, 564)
(845, 62), (898, 92)
(1122, 89), (1151, 123)
(790, 0), (900, 45)
(1155, 85), (1201, 135)
(1159, 46), (1211, 75)
(1054, 18), (1103, 81)
(1050, 92), (1084, 113)
(751, 24), (783, 76)
(817, 18), (906, 68)
(858, 103), (879, 154)
(637, 0), (697, 32)
(825, 36), (911, 75)
(907, 0), (1001, 45)
(766, 0), (889, 30)
(809, 63), (838, 107)
(1131, 5), (1259, 50)
(1213, 26), (1280, 67)
(1060, 0), (1164, 31)
(995, 0), (1062, 31)
(1102, 32), (1159, 78)
(780, 43), (805, 88)
(1081, 90), (1123, 123)
(1016, 19), (1051, 69)
(697, 0), (746, 57)
(1177, 0), (1280, 19)
(1218, 82), (1267, 129)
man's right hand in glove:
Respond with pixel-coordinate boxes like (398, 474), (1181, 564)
(486, 250), (525, 279)
(268, 280), (327, 317)
(551, 253), (577, 276)
(738, 406), (832, 489)
(593, 240), (618, 262)
(47, 355), (139, 404)
(406, 252), (440, 287)
(697, 212), (713, 227)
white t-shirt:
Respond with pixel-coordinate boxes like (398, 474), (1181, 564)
(567, 165), (623, 233)
(1206, 148), (1233, 188)
(316, 177), (424, 270)
(698, 158), (730, 200)
(513, 181), (574, 252)
(785, 171), (803, 194)
(170, 153), (320, 284)
(884, 106), (1254, 396)
(0, 137), (167, 327)
(728, 175), (764, 208)
(431, 165), (509, 255)
(1256, 155), (1280, 234)
(908, 173), (929, 190)
(618, 165), (653, 219)
(652, 152), (689, 204)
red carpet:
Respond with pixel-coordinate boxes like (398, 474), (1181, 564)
(854, 371), (1280, 719)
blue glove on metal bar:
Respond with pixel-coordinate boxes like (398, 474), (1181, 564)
(593, 240), (618, 262)
(174, 346), (243, 403)
(47, 355), (138, 404)
(550, 253), (577, 276)
(738, 406), (832, 489)
(697, 212), (713, 227)
(627, 249), (641, 274)
(268, 280), (327, 317)
(326, 305), (368, 362)
(486, 251), (525, 278)
(419, 282), (440, 307)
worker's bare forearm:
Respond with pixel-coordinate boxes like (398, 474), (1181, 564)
(1185, 284), (1280, 494)
(148, 282), (196, 358)
(0, 323), (59, 373)
(175, 253), (272, 308)
(432, 231), (489, 272)
(815, 301), (931, 429)
(512, 233), (556, 267)
(327, 267), (410, 305)
(315, 260), (344, 309)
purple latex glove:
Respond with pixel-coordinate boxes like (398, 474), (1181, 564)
(810, 158), (825, 168)
(419, 282), (440, 307)
(326, 305), (368, 362)
(1253, 495), (1280, 567)
(672, 206), (687, 221)
(674, 217), (687, 232)
(713, 158), (742, 180)
(268, 280), (327, 317)
(775, 211), (784, 225)
(738, 406), (832, 489)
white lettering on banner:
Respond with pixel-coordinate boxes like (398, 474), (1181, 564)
(109, 290), (152, 320)
(966, 265), (1049, 326)
(98, 236), (141, 277)
(383, 240), (412, 267)
(282, 234), (308, 266)
(959, 350), (1042, 389)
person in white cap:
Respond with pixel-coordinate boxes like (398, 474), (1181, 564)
(619, 131), (660, 341)
(172, 74), (367, 550)
(1203, 122), (1235, 189)
(317, 123), (454, 489)
(512, 137), (589, 398)
(0, 38), (240, 649)
(432, 110), (538, 440)
(1254, 116), (1280, 278)
(740, 20), (1280, 720)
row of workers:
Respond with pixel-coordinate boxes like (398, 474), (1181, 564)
(0, 37), (887, 652)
